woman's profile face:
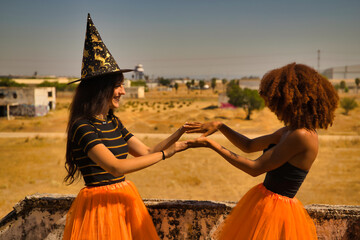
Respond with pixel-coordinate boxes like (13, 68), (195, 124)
(109, 81), (125, 110)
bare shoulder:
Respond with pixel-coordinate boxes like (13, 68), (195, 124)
(285, 128), (318, 169)
(273, 126), (289, 137)
(285, 128), (318, 149)
(288, 128), (318, 142)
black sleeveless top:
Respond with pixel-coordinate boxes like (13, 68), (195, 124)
(262, 144), (308, 198)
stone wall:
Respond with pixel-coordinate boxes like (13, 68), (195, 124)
(0, 194), (359, 240)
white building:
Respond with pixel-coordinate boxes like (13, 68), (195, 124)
(0, 87), (56, 119)
(123, 86), (145, 99)
(134, 64), (144, 80)
(239, 79), (261, 90)
(322, 64), (360, 80)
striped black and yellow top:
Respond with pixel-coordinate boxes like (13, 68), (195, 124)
(71, 114), (133, 187)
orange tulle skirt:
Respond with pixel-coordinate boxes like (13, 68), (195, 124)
(219, 183), (317, 240)
(62, 180), (159, 240)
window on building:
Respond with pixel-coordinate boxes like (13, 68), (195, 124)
(13, 93), (17, 99)
(48, 91), (52, 97)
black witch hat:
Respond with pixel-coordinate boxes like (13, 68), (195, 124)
(68, 14), (133, 84)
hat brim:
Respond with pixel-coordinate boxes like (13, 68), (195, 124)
(67, 69), (134, 85)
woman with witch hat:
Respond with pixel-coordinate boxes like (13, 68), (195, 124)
(182, 63), (339, 239)
(62, 14), (186, 240)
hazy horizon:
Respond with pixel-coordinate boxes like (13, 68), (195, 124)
(1, 0), (359, 79)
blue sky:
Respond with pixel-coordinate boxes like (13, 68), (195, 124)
(1, 0), (359, 79)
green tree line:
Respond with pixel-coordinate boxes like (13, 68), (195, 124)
(0, 78), (76, 91)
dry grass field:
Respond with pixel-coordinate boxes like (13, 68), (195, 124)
(0, 85), (359, 219)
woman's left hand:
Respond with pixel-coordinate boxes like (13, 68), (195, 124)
(185, 137), (211, 148)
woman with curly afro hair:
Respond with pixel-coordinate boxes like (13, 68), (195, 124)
(181, 63), (339, 239)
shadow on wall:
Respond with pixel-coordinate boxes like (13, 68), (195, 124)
(0, 194), (359, 239)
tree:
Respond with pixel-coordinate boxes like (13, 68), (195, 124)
(227, 83), (264, 120)
(355, 78), (360, 94)
(174, 82), (179, 93)
(158, 77), (171, 87)
(226, 79), (239, 92)
(340, 80), (346, 92)
(186, 82), (191, 94)
(199, 80), (205, 93)
(222, 78), (227, 92)
(211, 78), (217, 93)
(340, 97), (358, 115)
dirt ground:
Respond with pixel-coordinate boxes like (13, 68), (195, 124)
(0, 85), (359, 218)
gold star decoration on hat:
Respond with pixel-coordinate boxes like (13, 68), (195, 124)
(68, 13), (133, 84)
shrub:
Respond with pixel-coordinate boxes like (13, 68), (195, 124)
(0, 78), (27, 87)
(340, 97), (358, 115)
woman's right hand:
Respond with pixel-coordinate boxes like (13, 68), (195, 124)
(163, 141), (189, 158)
(184, 121), (222, 137)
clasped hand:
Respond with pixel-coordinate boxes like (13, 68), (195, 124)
(184, 121), (222, 137)
(172, 121), (221, 153)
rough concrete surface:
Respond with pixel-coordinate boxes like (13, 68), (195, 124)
(0, 194), (359, 240)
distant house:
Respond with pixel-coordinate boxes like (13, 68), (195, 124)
(146, 82), (158, 89)
(123, 86), (145, 99)
(0, 87), (56, 119)
(322, 64), (360, 80)
(239, 79), (261, 90)
(122, 80), (145, 98)
(157, 86), (172, 92)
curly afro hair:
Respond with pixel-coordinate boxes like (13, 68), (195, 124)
(259, 63), (339, 130)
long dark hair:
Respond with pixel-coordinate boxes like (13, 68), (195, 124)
(64, 72), (124, 184)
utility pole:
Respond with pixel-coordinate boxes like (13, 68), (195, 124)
(317, 49), (320, 72)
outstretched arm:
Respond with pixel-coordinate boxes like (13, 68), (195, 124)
(185, 121), (287, 153)
(150, 125), (187, 153)
(128, 124), (188, 157)
(217, 124), (287, 153)
(88, 141), (187, 177)
(185, 129), (309, 177)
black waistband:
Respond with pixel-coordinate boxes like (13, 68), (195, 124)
(85, 176), (126, 187)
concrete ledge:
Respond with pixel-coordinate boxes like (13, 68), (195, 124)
(0, 194), (359, 239)
(306, 204), (360, 240)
